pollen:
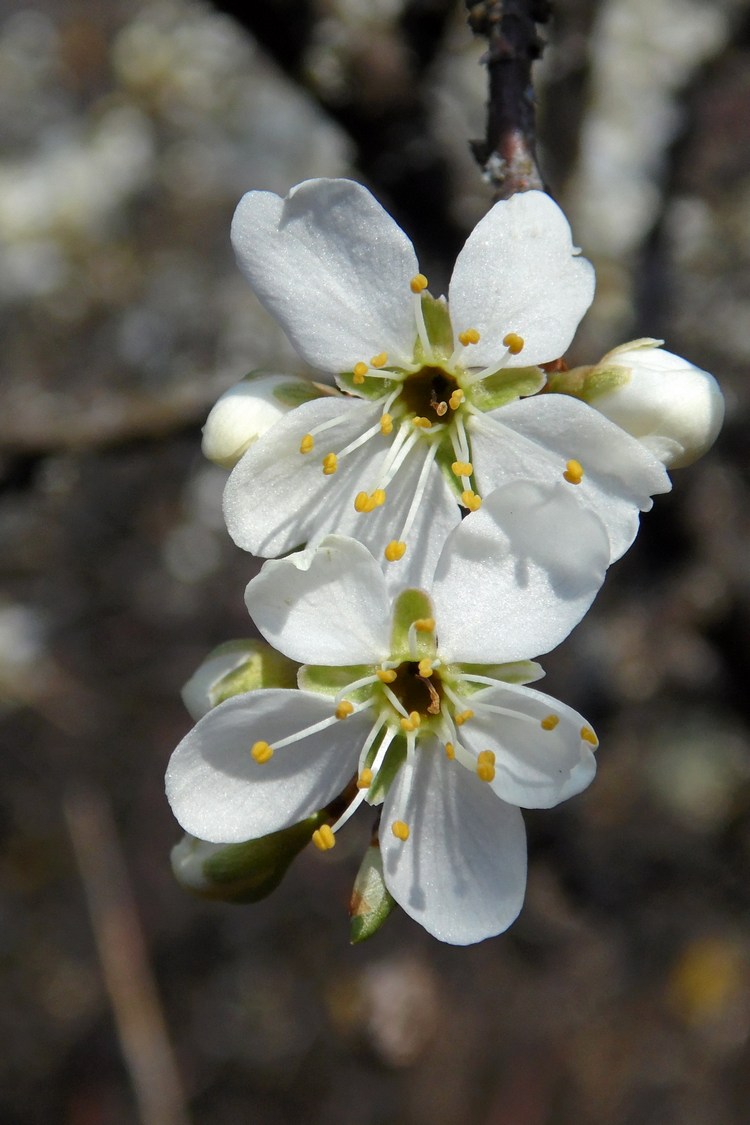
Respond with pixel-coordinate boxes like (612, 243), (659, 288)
(312, 825), (336, 851)
(410, 274), (429, 294)
(444, 741), (456, 760)
(541, 714), (560, 731)
(371, 488), (386, 507)
(563, 459), (584, 485)
(377, 668), (397, 683)
(449, 389), (465, 410)
(400, 710), (422, 732)
(581, 726), (599, 746)
(251, 740), (273, 764)
(299, 434), (314, 454)
(354, 491), (371, 513)
(391, 820), (410, 841)
(451, 460), (473, 477)
(412, 416), (432, 429)
(503, 332), (525, 355)
(414, 617), (435, 633)
(335, 700), (354, 719)
(458, 327), (481, 347)
(357, 768), (374, 789)
(476, 749), (496, 782)
(370, 352), (388, 368)
(385, 540), (407, 562)
(322, 452), (338, 475)
(380, 413), (393, 435)
(418, 658), (433, 678)
(455, 709), (474, 726)
(353, 361), (368, 384)
(461, 489), (482, 511)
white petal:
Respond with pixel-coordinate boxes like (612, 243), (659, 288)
(433, 478), (610, 662)
(166, 690), (368, 842)
(231, 179), (419, 373)
(380, 742), (527, 944)
(223, 395), (384, 557)
(458, 682), (597, 808)
(470, 393), (671, 562)
(449, 191), (595, 368)
(245, 536), (392, 665)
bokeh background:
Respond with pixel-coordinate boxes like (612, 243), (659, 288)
(2, 1), (750, 1121)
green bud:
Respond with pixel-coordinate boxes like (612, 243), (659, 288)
(171, 812), (328, 903)
(349, 841), (396, 943)
(181, 639), (299, 720)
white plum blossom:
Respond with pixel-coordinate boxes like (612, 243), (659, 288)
(167, 480), (610, 944)
(223, 178), (670, 589)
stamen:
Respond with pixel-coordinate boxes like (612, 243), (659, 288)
(394, 441), (440, 547)
(503, 332), (525, 355)
(391, 820), (410, 841)
(449, 389), (465, 410)
(371, 488), (386, 507)
(451, 460), (473, 477)
(418, 658), (433, 678)
(380, 413), (393, 435)
(299, 434), (314, 454)
(371, 352), (388, 368)
(312, 825), (336, 851)
(411, 281), (431, 353)
(400, 710), (422, 732)
(410, 274), (428, 294)
(335, 700), (354, 720)
(581, 726), (598, 746)
(270, 709), (356, 752)
(354, 491), (370, 513)
(454, 710), (474, 726)
(461, 489), (482, 511)
(563, 459), (584, 485)
(251, 740), (273, 764)
(384, 540), (407, 562)
(353, 361), (368, 384)
(357, 768), (374, 789)
(444, 741), (456, 760)
(377, 668), (397, 683)
(328, 724), (395, 838)
(459, 328), (480, 347)
(452, 412), (471, 463)
(541, 714), (559, 731)
(322, 452), (338, 475)
(412, 416), (432, 429)
(476, 749), (496, 782)
(407, 616), (436, 658)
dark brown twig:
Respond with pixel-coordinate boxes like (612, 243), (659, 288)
(466, 0), (551, 198)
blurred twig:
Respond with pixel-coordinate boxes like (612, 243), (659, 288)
(65, 787), (191, 1125)
(466, 0), (550, 197)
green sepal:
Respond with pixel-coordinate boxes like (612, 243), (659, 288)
(349, 842), (396, 943)
(546, 364), (629, 403)
(337, 369), (400, 401)
(413, 294), (454, 363)
(269, 379), (328, 409)
(390, 589), (436, 659)
(444, 660), (545, 695)
(171, 811), (327, 903)
(298, 664), (371, 699)
(466, 366), (545, 412)
(211, 641), (299, 706)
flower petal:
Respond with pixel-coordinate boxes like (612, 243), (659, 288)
(245, 536), (392, 665)
(457, 682), (597, 808)
(433, 478), (610, 663)
(380, 741), (527, 944)
(448, 191), (595, 368)
(166, 690), (368, 842)
(469, 393), (671, 562)
(231, 179), (420, 373)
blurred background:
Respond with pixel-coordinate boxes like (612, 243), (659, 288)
(2, 0), (750, 1121)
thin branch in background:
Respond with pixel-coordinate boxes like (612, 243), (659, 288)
(65, 787), (191, 1125)
(466, 0), (551, 198)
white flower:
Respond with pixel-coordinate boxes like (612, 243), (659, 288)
(581, 339), (724, 468)
(223, 178), (670, 588)
(201, 372), (322, 469)
(166, 480), (610, 945)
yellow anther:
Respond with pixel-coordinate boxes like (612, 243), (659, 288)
(353, 361), (369, 379)
(354, 491), (371, 513)
(251, 740), (273, 764)
(322, 452), (338, 475)
(541, 714), (560, 731)
(435, 401), (448, 417)
(414, 617), (435, 633)
(353, 373), (366, 385)
(410, 273), (428, 294)
(455, 709), (474, 726)
(581, 726), (599, 746)
(371, 488), (386, 507)
(476, 749), (496, 782)
(458, 328), (481, 347)
(399, 710), (422, 733)
(380, 413), (393, 435)
(449, 389), (465, 410)
(391, 820), (410, 841)
(445, 741), (456, 760)
(451, 460), (473, 477)
(335, 700), (354, 720)
(417, 658), (433, 678)
(311, 825), (336, 851)
(412, 416), (432, 429)
(370, 352), (388, 368)
(299, 434), (314, 454)
(563, 459), (584, 485)
(503, 332), (525, 355)
(377, 668), (397, 683)
(357, 768), (374, 789)
(384, 540), (407, 562)
(461, 489), (482, 511)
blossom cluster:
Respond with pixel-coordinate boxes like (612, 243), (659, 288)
(166, 178), (723, 944)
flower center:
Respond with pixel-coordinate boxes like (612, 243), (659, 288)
(388, 660), (443, 718)
(399, 367), (458, 422)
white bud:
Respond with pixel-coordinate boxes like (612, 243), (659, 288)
(201, 373), (314, 468)
(590, 339), (724, 468)
(181, 638), (298, 720)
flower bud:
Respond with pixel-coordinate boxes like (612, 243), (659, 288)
(349, 841), (396, 943)
(583, 339), (724, 469)
(181, 638), (298, 720)
(201, 372), (322, 468)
